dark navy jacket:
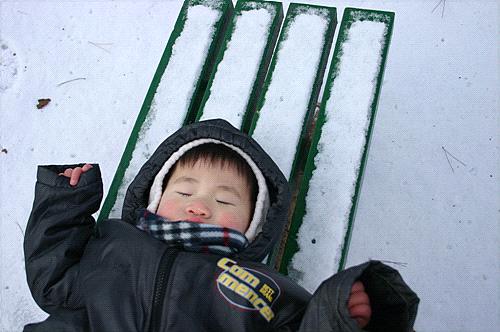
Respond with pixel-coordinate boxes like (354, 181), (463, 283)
(24, 119), (418, 331)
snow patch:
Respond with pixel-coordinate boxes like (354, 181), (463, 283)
(109, 5), (221, 217)
(200, 7), (273, 128)
(289, 20), (388, 293)
(0, 39), (21, 92)
(252, 13), (329, 179)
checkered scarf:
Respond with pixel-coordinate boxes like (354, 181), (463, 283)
(135, 208), (249, 256)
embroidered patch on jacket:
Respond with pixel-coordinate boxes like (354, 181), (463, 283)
(216, 257), (281, 322)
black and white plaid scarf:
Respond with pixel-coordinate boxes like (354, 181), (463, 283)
(135, 208), (249, 256)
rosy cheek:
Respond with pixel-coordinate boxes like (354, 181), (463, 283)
(157, 199), (181, 219)
(218, 212), (247, 234)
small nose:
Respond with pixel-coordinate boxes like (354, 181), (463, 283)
(186, 200), (211, 218)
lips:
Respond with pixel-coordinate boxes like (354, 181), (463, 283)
(186, 218), (202, 223)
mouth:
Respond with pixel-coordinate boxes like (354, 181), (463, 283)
(186, 218), (203, 223)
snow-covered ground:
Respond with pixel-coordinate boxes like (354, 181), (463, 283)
(0, 0), (498, 331)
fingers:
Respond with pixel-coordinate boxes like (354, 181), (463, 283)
(349, 302), (371, 318)
(70, 167), (83, 186)
(348, 287), (370, 309)
(58, 164), (93, 186)
(353, 315), (370, 329)
(350, 281), (365, 294)
(349, 281), (371, 329)
(82, 163), (93, 172)
(350, 304), (371, 329)
(59, 168), (73, 177)
(349, 300), (372, 329)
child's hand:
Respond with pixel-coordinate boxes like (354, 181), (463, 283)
(348, 281), (371, 329)
(58, 163), (93, 186)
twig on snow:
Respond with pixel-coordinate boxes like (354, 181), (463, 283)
(379, 260), (408, 268)
(15, 221), (25, 238)
(442, 146), (466, 173)
(57, 77), (87, 87)
(88, 41), (113, 53)
(432, 0), (446, 18)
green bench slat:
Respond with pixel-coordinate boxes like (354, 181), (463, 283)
(98, 0), (232, 222)
(280, 8), (395, 292)
(249, 3), (337, 181)
(196, 0), (283, 131)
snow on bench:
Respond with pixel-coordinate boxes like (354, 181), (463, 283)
(98, 0), (232, 220)
(281, 8), (395, 292)
(98, 1), (395, 293)
(196, 0), (283, 131)
(249, 3), (337, 181)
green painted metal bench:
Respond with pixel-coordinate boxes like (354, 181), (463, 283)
(98, 0), (394, 292)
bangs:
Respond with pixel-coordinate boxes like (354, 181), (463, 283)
(162, 143), (258, 207)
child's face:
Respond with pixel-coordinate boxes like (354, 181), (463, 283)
(157, 160), (253, 234)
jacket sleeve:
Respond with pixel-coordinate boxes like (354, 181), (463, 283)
(297, 261), (420, 332)
(24, 164), (103, 313)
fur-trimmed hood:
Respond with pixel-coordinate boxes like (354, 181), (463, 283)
(121, 119), (291, 262)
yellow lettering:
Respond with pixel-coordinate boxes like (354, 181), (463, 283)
(218, 261), (260, 288)
(254, 297), (266, 310)
(218, 273), (238, 291)
(217, 267), (275, 323)
(229, 265), (260, 287)
(235, 283), (250, 297)
(217, 257), (236, 271)
(260, 306), (275, 322)
(241, 271), (260, 288)
(254, 298), (274, 322)
(229, 265), (244, 276)
(259, 284), (275, 302)
(247, 290), (259, 304)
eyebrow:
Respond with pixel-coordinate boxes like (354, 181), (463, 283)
(173, 176), (198, 185)
(173, 176), (242, 199)
(217, 185), (242, 199)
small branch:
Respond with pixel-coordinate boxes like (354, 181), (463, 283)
(88, 41), (113, 53)
(442, 146), (466, 173)
(432, 0), (446, 18)
(57, 77), (87, 87)
(15, 222), (25, 238)
(446, 149), (466, 166)
(442, 146), (454, 173)
(379, 260), (408, 268)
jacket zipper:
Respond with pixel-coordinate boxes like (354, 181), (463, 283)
(150, 247), (179, 332)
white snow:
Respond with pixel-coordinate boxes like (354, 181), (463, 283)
(288, 20), (388, 292)
(109, 4), (222, 217)
(200, 6), (274, 128)
(1, 1), (498, 331)
(0, 42), (20, 93)
(252, 9), (330, 179)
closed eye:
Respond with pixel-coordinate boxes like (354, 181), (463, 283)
(216, 200), (234, 206)
(176, 192), (191, 197)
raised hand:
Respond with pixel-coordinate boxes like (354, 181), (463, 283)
(348, 281), (372, 329)
(58, 163), (93, 186)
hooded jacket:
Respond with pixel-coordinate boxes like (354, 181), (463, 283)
(24, 119), (419, 331)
